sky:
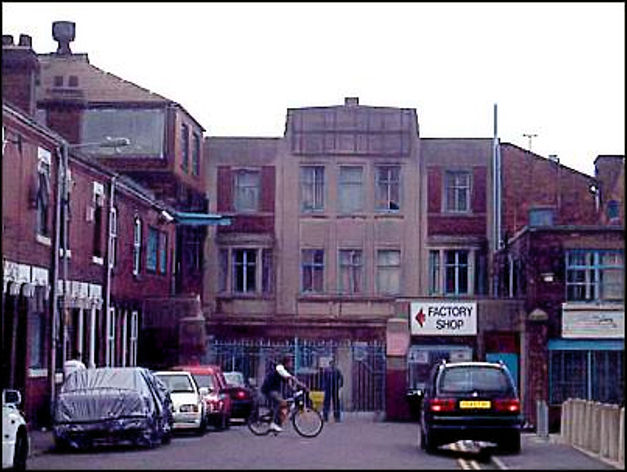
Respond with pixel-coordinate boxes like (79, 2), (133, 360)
(2, 2), (624, 176)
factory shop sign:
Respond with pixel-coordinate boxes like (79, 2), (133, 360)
(410, 302), (477, 335)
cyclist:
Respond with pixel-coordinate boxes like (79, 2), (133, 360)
(260, 355), (308, 432)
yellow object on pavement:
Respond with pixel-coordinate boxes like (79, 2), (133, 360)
(310, 390), (325, 411)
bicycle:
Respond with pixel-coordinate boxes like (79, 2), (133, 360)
(247, 388), (324, 438)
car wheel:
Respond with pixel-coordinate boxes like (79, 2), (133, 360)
(13, 429), (28, 470)
(161, 419), (172, 445)
(421, 427), (438, 454)
(53, 434), (70, 453)
(499, 431), (521, 454)
(224, 415), (231, 430)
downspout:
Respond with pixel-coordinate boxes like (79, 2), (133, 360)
(492, 104), (500, 296)
(104, 174), (118, 366)
(61, 142), (70, 369)
(48, 143), (64, 422)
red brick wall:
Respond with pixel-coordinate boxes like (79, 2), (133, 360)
(46, 107), (83, 144)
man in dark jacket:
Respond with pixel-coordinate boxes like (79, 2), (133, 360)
(322, 358), (343, 422)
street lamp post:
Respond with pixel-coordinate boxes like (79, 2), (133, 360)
(48, 136), (129, 423)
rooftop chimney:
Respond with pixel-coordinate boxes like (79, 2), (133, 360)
(18, 34), (32, 48)
(344, 97), (359, 107)
(52, 21), (75, 55)
(2, 35), (14, 46)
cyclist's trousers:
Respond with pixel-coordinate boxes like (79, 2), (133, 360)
(266, 390), (284, 424)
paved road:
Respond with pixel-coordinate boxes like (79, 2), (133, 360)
(28, 415), (617, 470)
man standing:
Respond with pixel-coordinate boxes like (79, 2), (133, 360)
(322, 358), (343, 422)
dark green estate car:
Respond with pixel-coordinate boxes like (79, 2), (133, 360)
(419, 360), (523, 454)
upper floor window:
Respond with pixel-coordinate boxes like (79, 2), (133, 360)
(445, 170), (470, 213)
(302, 249), (324, 293)
(375, 166), (400, 211)
(234, 169), (260, 212)
(158, 232), (168, 274)
(429, 249), (472, 296)
(338, 166), (364, 214)
(36, 148), (51, 237)
(566, 250), (624, 302)
(233, 249), (257, 293)
(92, 182), (105, 258)
(606, 200), (619, 221)
(218, 247), (273, 294)
(181, 123), (189, 172)
(108, 207), (118, 268)
(339, 249), (363, 294)
(132, 217), (142, 275)
(146, 227), (159, 272)
(529, 208), (555, 226)
(376, 249), (401, 295)
(183, 226), (203, 272)
(300, 166), (325, 212)
(192, 132), (200, 176)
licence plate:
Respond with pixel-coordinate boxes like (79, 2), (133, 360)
(459, 400), (491, 409)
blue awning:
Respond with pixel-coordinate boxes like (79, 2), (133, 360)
(548, 339), (624, 351)
(174, 211), (231, 226)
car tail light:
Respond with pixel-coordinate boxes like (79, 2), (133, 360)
(494, 398), (520, 413)
(429, 398), (456, 412)
(236, 390), (247, 399)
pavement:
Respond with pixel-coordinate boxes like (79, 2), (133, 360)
(28, 420), (622, 470)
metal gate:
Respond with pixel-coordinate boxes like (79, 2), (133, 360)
(204, 338), (386, 412)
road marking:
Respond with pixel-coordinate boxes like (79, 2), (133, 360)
(491, 455), (508, 470)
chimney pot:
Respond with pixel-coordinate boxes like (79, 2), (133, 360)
(18, 34), (32, 48)
(52, 21), (75, 55)
(2, 35), (14, 46)
(344, 97), (359, 107)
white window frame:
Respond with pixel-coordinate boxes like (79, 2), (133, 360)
(234, 169), (260, 212)
(106, 307), (116, 367)
(108, 207), (118, 268)
(338, 166), (364, 214)
(133, 217), (142, 275)
(129, 310), (138, 367)
(376, 249), (401, 295)
(301, 249), (325, 293)
(444, 170), (471, 213)
(300, 166), (325, 212)
(375, 165), (401, 211)
(121, 310), (128, 367)
(338, 249), (363, 294)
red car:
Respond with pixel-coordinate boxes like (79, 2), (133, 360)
(223, 371), (255, 421)
(172, 365), (232, 430)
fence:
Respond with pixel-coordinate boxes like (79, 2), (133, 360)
(203, 338), (386, 413)
(560, 398), (624, 468)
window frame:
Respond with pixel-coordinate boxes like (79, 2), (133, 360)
(444, 170), (471, 213)
(338, 165), (364, 214)
(565, 249), (624, 302)
(36, 148), (52, 238)
(300, 166), (325, 212)
(375, 165), (401, 212)
(301, 248), (325, 293)
(338, 249), (364, 295)
(376, 248), (401, 295)
(132, 217), (142, 275)
(146, 226), (159, 273)
(234, 168), (261, 213)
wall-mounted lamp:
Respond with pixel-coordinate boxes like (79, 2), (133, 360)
(160, 210), (174, 223)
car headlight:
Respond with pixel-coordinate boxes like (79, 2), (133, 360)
(179, 404), (198, 413)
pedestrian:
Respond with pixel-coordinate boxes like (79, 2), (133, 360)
(322, 357), (343, 422)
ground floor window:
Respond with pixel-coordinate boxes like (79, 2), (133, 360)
(548, 339), (623, 405)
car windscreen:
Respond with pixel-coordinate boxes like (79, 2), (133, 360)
(224, 372), (244, 386)
(157, 374), (195, 393)
(437, 367), (513, 395)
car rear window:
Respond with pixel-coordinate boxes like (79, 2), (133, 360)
(157, 374), (195, 393)
(192, 374), (216, 389)
(438, 367), (513, 395)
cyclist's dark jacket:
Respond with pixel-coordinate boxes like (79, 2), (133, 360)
(261, 363), (283, 394)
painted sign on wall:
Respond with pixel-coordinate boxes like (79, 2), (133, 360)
(410, 301), (477, 335)
(562, 307), (624, 338)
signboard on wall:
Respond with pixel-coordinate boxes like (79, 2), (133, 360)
(410, 302), (477, 336)
(562, 307), (624, 338)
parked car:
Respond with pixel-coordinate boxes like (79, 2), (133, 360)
(172, 365), (232, 430)
(223, 371), (255, 421)
(53, 367), (173, 450)
(419, 360), (523, 454)
(155, 371), (206, 434)
(2, 389), (29, 470)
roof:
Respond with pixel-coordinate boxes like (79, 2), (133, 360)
(172, 365), (223, 375)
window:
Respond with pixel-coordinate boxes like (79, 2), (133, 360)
(550, 348), (623, 404)
(375, 165), (400, 211)
(28, 287), (47, 369)
(262, 249), (274, 294)
(132, 217), (142, 275)
(429, 249), (472, 296)
(529, 208), (554, 226)
(184, 227), (203, 271)
(108, 207), (118, 268)
(82, 108), (166, 157)
(158, 231), (167, 274)
(339, 249), (363, 294)
(146, 227), (159, 272)
(36, 148), (51, 237)
(606, 200), (619, 221)
(376, 249), (401, 295)
(302, 249), (324, 293)
(106, 307), (116, 367)
(181, 123), (189, 172)
(219, 249), (228, 293)
(129, 311), (138, 367)
(301, 166), (325, 212)
(192, 132), (200, 176)
(92, 183), (105, 258)
(445, 171), (470, 212)
(233, 249), (257, 293)
(234, 169), (260, 212)
(566, 250), (624, 302)
(338, 166), (363, 213)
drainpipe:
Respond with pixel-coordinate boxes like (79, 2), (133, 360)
(48, 142), (65, 422)
(61, 142), (70, 369)
(104, 174), (117, 365)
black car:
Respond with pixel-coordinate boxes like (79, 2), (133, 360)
(53, 367), (173, 450)
(223, 371), (254, 420)
(419, 360), (523, 454)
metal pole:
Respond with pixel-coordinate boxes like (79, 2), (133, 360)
(48, 144), (63, 423)
(62, 142), (70, 371)
(104, 174), (117, 366)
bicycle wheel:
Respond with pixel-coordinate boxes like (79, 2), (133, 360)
(292, 406), (324, 438)
(247, 405), (272, 436)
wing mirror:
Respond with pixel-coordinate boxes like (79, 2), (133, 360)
(2, 389), (22, 406)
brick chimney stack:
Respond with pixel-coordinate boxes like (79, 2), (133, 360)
(1, 33), (40, 117)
